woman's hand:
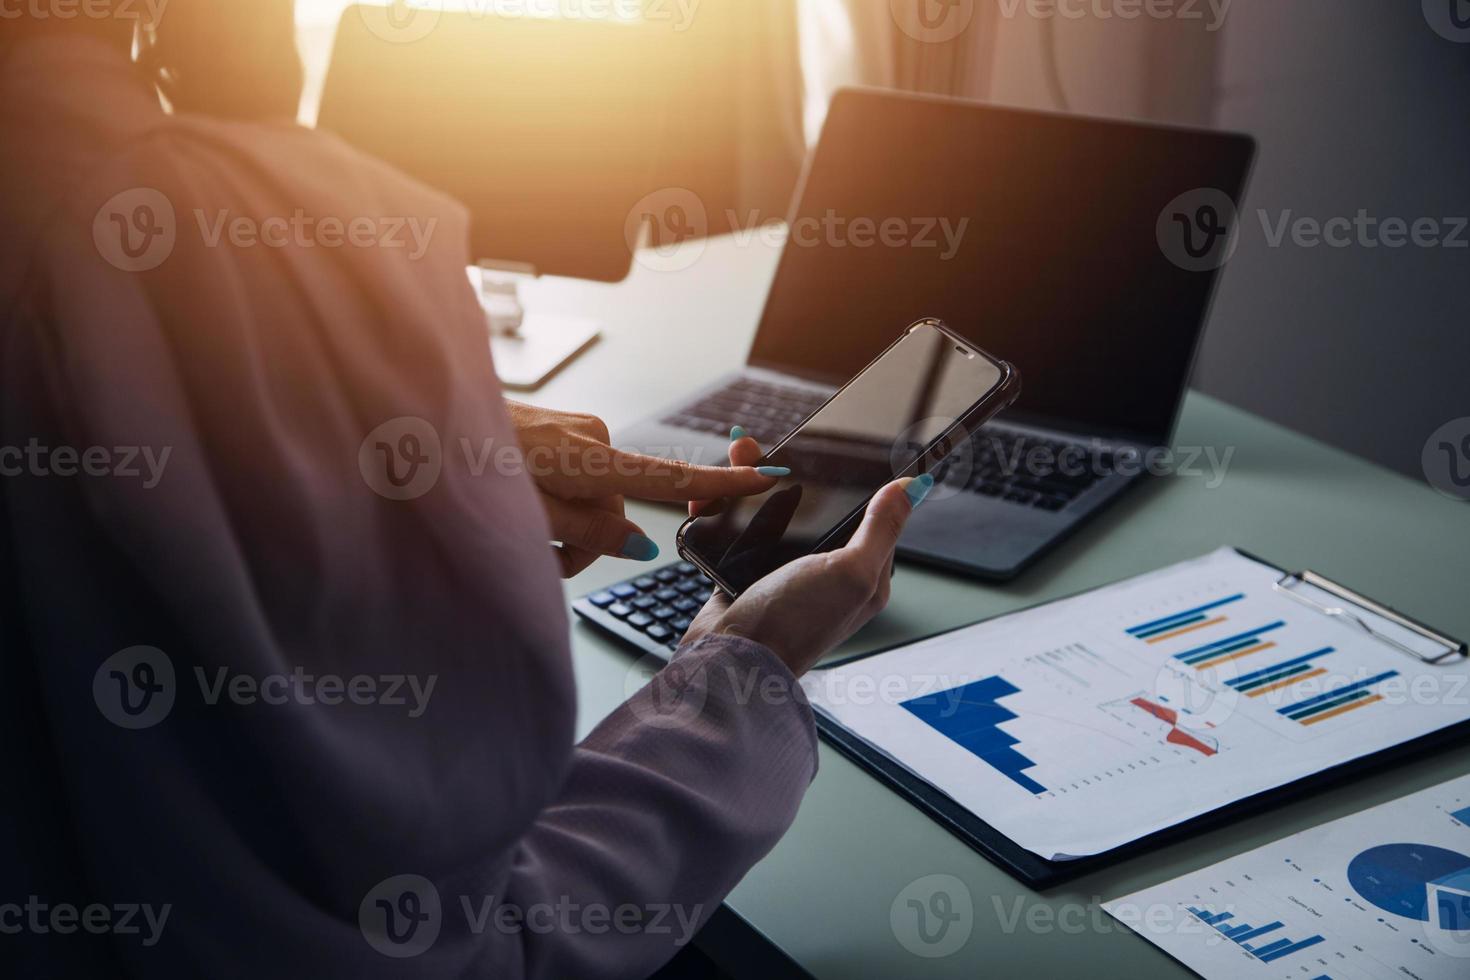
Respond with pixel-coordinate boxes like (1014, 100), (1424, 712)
(682, 430), (934, 677)
(506, 403), (787, 577)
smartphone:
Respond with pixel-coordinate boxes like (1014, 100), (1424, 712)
(677, 319), (1020, 596)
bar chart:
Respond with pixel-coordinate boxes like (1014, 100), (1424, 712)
(1172, 621), (1286, 671)
(1126, 593), (1245, 644)
(1186, 906), (1325, 963)
(1225, 646), (1336, 697)
(1276, 671), (1399, 726)
(901, 676), (1046, 795)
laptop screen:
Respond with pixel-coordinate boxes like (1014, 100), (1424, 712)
(749, 90), (1255, 445)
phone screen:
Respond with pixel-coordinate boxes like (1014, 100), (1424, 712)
(680, 323), (1010, 594)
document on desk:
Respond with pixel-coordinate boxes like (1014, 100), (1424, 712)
(806, 548), (1468, 860)
(1102, 773), (1470, 978)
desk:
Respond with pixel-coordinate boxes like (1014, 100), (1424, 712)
(516, 231), (1470, 978)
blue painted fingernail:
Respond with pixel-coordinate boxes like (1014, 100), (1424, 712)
(730, 425), (748, 441)
(905, 473), (935, 510)
(756, 466), (791, 478)
(620, 533), (660, 562)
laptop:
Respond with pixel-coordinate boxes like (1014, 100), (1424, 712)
(621, 88), (1256, 580)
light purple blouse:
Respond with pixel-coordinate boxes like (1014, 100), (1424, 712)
(0, 36), (816, 979)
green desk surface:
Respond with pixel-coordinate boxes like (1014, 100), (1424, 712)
(512, 231), (1469, 978)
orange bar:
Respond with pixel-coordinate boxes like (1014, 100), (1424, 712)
(1247, 667), (1327, 698)
(1147, 616), (1228, 644)
(1300, 694), (1383, 726)
(1194, 641), (1276, 670)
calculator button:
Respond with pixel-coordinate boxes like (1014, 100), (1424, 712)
(611, 584), (637, 599)
(646, 624), (673, 643)
(633, 577), (658, 591)
(628, 612), (654, 629)
(608, 603), (633, 619)
(631, 596), (658, 611)
(652, 606), (677, 621)
(588, 592), (616, 608)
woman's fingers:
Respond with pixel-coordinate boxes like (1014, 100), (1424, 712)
(587, 448), (787, 503)
(843, 475), (933, 577)
(690, 429), (768, 517)
(542, 496), (659, 562)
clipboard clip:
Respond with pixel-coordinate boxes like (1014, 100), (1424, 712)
(1273, 570), (1468, 666)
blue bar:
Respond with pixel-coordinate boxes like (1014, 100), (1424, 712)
(1133, 612), (1207, 638)
(1230, 921), (1283, 943)
(1177, 622), (1286, 663)
(1205, 912), (1235, 927)
(1220, 923), (1254, 938)
(1231, 648), (1334, 687)
(1452, 806), (1470, 826)
(1257, 935), (1324, 963)
(1287, 689), (1372, 722)
(1247, 937), (1292, 956)
(1128, 594), (1244, 635)
(1278, 671), (1398, 717)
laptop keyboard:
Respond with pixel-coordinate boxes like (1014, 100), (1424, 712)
(572, 561), (717, 659)
(662, 378), (1113, 512)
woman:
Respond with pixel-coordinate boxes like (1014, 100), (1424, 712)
(0, 4), (928, 978)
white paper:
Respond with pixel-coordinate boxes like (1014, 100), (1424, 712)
(1103, 774), (1470, 979)
(805, 549), (1468, 860)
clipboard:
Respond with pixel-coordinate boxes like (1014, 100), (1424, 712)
(813, 550), (1468, 889)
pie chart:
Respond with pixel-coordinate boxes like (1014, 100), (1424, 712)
(1347, 843), (1470, 931)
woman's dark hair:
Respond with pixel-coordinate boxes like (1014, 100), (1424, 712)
(140, 0), (303, 120)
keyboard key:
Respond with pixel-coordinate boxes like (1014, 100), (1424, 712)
(633, 577), (657, 591)
(588, 591), (616, 608)
(631, 595), (658, 611)
(672, 597), (700, 613)
(608, 603), (633, 619)
(1033, 496), (1067, 512)
(652, 606), (677, 621)
(654, 568), (679, 584)
(676, 580), (703, 595)
(654, 587), (680, 603)
(628, 612), (654, 629)
(611, 584), (637, 600)
(646, 624), (673, 643)
(676, 562), (698, 576)
(671, 616), (693, 632)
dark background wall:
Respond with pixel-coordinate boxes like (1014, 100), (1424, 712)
(1200, 0), (1470, 478)
(986, 0), (1469, 480)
